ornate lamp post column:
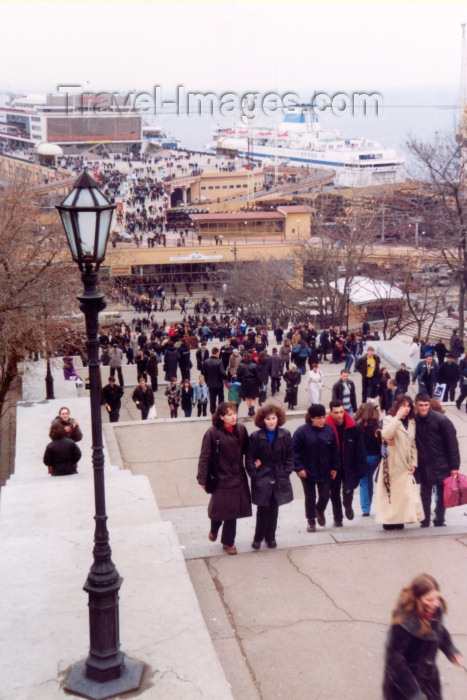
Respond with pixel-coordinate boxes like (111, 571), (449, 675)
(346, 285), (352, 332)
(56, 171), (143, 699)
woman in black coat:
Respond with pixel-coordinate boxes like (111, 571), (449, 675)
(236, 352), (262, 417)
(383, 573), (463, 700)
(51, 406), (83, 442)
(246, 404), (293, 549)
(197, 402), (251, 555)
(283, 363), (301, 409)
(180, 379), (194, 418)
(43, 422), (82, 476)
(163, 340), (179, 381)
(255, 351), (271, 404)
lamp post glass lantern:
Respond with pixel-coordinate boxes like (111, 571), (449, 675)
(56, 171), (143, 699)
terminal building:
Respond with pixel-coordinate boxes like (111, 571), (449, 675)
(105, 206), (313, 291)
(0, 93), (142, 155)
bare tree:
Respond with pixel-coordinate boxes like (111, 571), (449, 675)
(221, 257), (298, 324)
(0, 183), (79, 414)
(406, 132), (467, 334)
(298, 210), (377, 325)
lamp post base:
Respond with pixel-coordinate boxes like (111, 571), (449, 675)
(65, 656), (144, 699)
(45, 359), (55, 400)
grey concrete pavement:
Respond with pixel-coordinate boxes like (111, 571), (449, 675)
(2, 335), (467, 699)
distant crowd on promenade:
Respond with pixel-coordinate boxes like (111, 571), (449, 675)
(59, 310), (459, 437)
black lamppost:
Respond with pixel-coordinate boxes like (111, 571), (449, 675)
(56, 171), (144, 699)
(346, 285), (351, 332)
(45, 358), (55, 399)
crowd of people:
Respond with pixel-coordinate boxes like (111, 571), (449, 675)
(44, 291), (467, 698)
(55, 314), (464, 542)
(195, 385), (460, 551)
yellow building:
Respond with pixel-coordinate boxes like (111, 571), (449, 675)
(189, 206), (312, 241)
(167, 167), (264, 206)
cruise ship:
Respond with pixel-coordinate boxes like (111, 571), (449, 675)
(208, 108), (405, 188)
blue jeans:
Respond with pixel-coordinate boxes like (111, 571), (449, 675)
(359, 454), (381, 514)
(344, 353), (354, 371)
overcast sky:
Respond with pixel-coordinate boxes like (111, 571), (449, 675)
(1, 1), (465, 102)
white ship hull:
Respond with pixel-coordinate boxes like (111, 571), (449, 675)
(208, 108), (405, 188)
(212, 142), (403, 187)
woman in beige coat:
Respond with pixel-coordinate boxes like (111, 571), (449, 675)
(375, 394), (422, 530)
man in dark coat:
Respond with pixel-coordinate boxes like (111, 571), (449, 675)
(449, 328), (463, 361)
(203, 347), (228, 414)
(434, 338), (448, 366)
(269, 347), (284, 396)
(177, 340), (192, 381)
(131, 377), (155, 420)
(415, 393), (460, 527)
(325, 400), (366, 527)
(196, 342), (209, 372)
(109, 343), (124, 387)
(412, 354), (439, 398)
(395, 363), (410, 393)
(163, 340), (179, 381)
(274, 326), (284, 344)
(146, 351), (159, 392)
(293, 403), (340, 532)
(135, 348), (148, 382)
(332, 369), (357, 415)
(101, 376), (124, 423)
(383, 378), (403, 413)
(43, 422), (81, 476)
(438, 353), (460, 402)
(219, 338), (234, 371)
(355, 346), (381, 402)
(455, 349), (467, 410)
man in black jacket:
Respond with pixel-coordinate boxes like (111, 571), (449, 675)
(415, 393), (460, 527)
(196, 342), (209, 373)
(203, 347), (228, 414)
(135, 348), (148, 382)
(131, 377), (155, 420)
(177, 340), (192, 381)
(355, 346), (381, 402)
(219, 338), (234, 371)
(293, 403), (340, 532)
(412, 354), (439, 398)
(395, 363), (410, 393)
(438, 354), (460, 402)
(101, 376), (124, 423)
(456, 349), (467, 410)
(325, 400), (366, 527)
(332, 369), (357, 416)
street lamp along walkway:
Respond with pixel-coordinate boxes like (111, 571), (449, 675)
(56, 170), (144, 698)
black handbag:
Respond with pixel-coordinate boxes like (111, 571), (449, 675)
(205, 433), (220, 494)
